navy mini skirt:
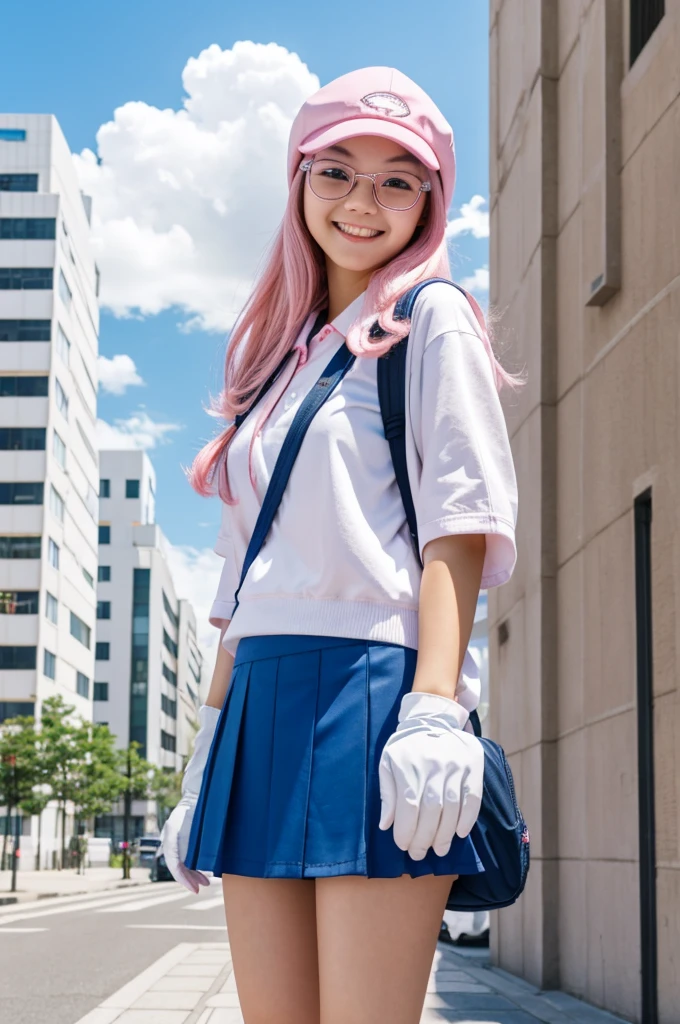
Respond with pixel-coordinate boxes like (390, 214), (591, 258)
(185, 634), (484, 880)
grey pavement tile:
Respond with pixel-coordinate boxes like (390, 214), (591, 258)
(420, 1012), (547, 1023)
(424, 987), (494, 1007)
(116, 1012), (191, 1024)
(429, 981), (496, 993)
(508, 996), (571, 1024)
(150, 976), (214, 992)
(132, 991), (202, 1011)
(207, 994), (242, 1008)
(430, 971), (476, 982)
(422, 995), (517, 1012)
(167, 964), (223, 977)
(204, 1011), (245, 1023)
(537, 993), (631, 1023)
(219, 970), (238, 992)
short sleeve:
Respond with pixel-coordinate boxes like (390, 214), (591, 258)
(407, 286), (518, 589)
(208, 501), (240, 628)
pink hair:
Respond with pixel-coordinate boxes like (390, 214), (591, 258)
(189, 165), (519, 504)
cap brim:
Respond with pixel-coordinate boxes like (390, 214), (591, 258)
(298, 118), (439, 171)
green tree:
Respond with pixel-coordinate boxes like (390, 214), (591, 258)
(117, 741), (155, 880)
(0, 713), (41, 886)
(149, 766), (182, 831)
(39, 695), (85, 870)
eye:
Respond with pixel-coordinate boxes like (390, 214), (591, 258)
(317, 164), (351, 182)
(381, 175), (415, 192)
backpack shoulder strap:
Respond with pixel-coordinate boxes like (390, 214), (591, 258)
(377, 278), (466, 565)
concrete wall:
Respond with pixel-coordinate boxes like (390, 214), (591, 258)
(488, 1), (680, 1020)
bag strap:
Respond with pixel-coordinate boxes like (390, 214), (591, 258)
(232, 340), (357, 613)
(377, 277), (483, 739)
(233, 309), (328, 431)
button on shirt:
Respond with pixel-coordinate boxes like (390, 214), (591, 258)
(209, 282), (518, 715)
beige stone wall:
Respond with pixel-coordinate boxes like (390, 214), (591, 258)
(488, 2), (680, 1021)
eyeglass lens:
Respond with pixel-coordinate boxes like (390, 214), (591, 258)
(308, 159), (425, 211)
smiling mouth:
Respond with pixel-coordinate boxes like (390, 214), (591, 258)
(333, 221), (384, 239)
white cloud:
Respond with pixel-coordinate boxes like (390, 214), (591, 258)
(96, 410), (183, 450)
(459, 265), (489, 294)
(445, 195), (489, 239)
(73, 41), (319, 333)
(98, 353), (145, 395)
(164, 540), (224, 681)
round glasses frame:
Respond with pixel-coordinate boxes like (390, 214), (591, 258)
(299, 157), (431, 212)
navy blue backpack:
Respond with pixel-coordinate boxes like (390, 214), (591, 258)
(377, 277), (530, 911)
(232, 278), (530, 911)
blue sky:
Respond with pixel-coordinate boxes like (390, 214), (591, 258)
(1, 0), (489, 651)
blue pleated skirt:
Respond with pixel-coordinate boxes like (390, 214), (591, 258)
(185, 634), (484, 880)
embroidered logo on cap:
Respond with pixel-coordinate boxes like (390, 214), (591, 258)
(360, 92), (410, 118)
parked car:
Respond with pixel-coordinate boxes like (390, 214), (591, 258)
(150, 849), (174, 882)
(131, 835), (162, 866)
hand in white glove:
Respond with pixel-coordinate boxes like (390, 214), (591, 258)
(160, 704), (220, 893)
(378, 691), (484, 861)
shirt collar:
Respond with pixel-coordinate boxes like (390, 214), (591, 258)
(329, 289), (366, 339)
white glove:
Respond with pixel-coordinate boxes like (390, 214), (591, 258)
(378, 691), (484, 861)
(160, 704), (220, 893)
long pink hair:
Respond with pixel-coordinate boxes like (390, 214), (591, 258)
(189, 163), (518, 504)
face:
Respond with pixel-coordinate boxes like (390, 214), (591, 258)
(302, 134), (430, 279)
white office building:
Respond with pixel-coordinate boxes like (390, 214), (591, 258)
(0, 115), (100, 867)
(94, 449), (204, 844)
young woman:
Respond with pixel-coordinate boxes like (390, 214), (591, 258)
(161, 66), (519, 1024)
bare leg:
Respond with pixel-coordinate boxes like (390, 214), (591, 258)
(315, 872), (457, 1024)
(221, 874), (320, 1024)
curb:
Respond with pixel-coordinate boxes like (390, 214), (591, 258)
(0, 876), (150, 906)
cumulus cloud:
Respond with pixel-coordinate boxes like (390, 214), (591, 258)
(73, 41), (319, 333)
(459, 265), (489, 295)
(164, 540), (224, 679)
(96, 410), (183, 450)
(98, 353), (145, 395)
(445, 195), (489, 239)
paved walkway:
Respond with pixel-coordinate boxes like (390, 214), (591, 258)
(71, 940), (632, 1024)
(0, 867), (151, 904)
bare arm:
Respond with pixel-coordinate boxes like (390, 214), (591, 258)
(204, 624), (235, 710)
(411, 534), (486, 701)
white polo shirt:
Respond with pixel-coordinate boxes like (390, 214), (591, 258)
(209, 281), (518, 713)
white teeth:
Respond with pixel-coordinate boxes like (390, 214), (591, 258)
(335, 222), (382, 238)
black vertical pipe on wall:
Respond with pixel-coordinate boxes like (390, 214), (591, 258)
(634, 489), (657, 1024)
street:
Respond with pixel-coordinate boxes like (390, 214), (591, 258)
(0, 877), (228, 1024)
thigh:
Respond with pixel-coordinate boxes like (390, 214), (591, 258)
(315, 872), (456, 1024)
(222, 874), (320, 1024)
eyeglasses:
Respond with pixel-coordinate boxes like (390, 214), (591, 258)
(299, 158), (431, 212)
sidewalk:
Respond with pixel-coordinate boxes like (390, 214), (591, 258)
(0, 866), (151, 905)
(72, 940), (632, 1024)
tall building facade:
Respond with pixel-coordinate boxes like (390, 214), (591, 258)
(0, 115), (100, 865)
(94, 449), (203, 843)
(489, 2), (678, 1021)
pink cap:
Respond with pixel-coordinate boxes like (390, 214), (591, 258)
(287, 67), (456, 210)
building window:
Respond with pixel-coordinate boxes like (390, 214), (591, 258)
(58, 270), (72, 307)
(162, 662), (177, 687)
(125, 479), (140, 499)
(630, 0), (665, 65)
(0, 427), (46, 450)
(99, 478), (110, 498)
(0, 174), (37, 191)
(55, 378), (69, 419)
(98, 565), (111, 582)
(0, 701), (34, 723)
(45, 591), (58, 623)
(43, 648), (56, 678)
(0, 375), (49, 396)
(0, 320), (50, 342)
(95, 641), (110, 661)
(52, 430), (66, 468)
(94, 682), (109, 701)
(48, 537), (60, 569)
(0, 130), (27, 142)
(0, 482), (44, 505)
(49, 485), (65, 522)
(76, 671), (89, 698)
(163, 629), (178, 659)
(96, 601), (111, 620)
(0, 218), (56, 239)
(0, 268), (53, 290)
(130, 568), (150, 758)
(98, 524), (110, 544)
(56, 324), (70, 365)
(161, 694), (177, 720)
(82, 567), (94, 588)
(0, 536), (41, 559)
(160, 730), (176, 753)
(70, 611), (91, 648)
(162, 590), (179, 630)
(0, 590), (38, 614)
(0, 646), (37, 670)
